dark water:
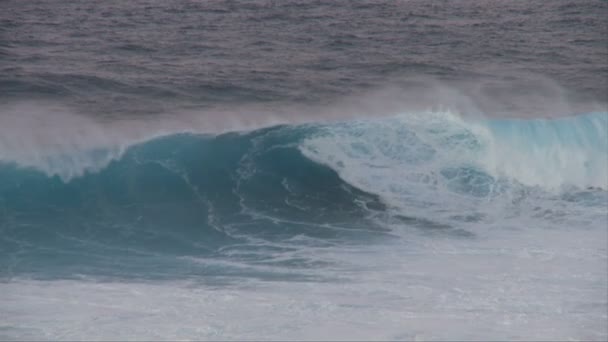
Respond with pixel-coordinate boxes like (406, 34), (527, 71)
(1, 1), (607, 340)
(2, 0), (607, 115)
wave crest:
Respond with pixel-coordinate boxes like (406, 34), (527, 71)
(301, 111), (607, 200)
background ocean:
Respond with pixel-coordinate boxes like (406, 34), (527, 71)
(1, 0), (607, 340)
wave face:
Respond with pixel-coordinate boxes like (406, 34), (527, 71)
(0, 124), (388, 280)
(1, 111), (607, 280)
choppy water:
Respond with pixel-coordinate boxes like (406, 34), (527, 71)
(1, 0), (607, 340)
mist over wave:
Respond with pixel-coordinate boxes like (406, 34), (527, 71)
(1, 98), (605, 189)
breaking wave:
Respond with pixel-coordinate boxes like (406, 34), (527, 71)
(1, 110), (606, 279)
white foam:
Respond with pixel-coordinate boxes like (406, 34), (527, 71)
(2, 224), (606, 341)
(300, 110), (608, 200)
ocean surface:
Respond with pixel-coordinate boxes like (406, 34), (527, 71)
(1, 0), (607, 340)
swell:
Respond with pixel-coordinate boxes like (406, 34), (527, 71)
(1, 110), (606, 280)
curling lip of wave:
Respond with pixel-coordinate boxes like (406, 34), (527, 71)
(299, 110), (608, 191)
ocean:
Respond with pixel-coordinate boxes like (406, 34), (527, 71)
(1, 0), (607, 340)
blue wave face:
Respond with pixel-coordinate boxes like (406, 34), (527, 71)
(1, 111), (606, 280)
(0, 127), (387, 280)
